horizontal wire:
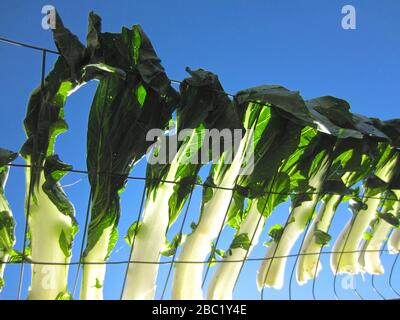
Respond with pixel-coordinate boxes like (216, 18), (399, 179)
(6, 162), (398, 202)
(1, 249), (396, 266)
(0, 36), (60, 54)
(0, 36), (263, 104)
(2, 36), (399, 299)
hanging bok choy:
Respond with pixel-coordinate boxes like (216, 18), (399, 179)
(0, 148), (18, 292)
(20, 12), (89, 300)
(331, 131), (399, 275)
(122, 68), (242, 300)
(257, 96), (366, 290)
(172, 85), (314, 299)
(355, 120), (400, 275)
(206, 86), (319, 300)
(80, 13), (178, 300)
(296, 116), (389, 284)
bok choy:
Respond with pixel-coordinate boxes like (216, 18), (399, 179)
(296, 117), (389, 284)
(206, 86), (317, 299)
(80, 13), (178, 299)
(122, 68), (242, 300)
(331, 141), (399, 275)
(20, 13), (87, 300)
(0, 148), (18, 291)
(172, 85), (313, 299)
(257, 96), (365, 289)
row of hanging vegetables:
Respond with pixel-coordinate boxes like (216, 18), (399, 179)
(0, 11), (399, 300)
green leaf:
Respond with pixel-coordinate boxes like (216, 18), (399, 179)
(58, 230), (71, 258)
(379, 212), (400, 228)
(234, 85), (314, 127)
(322, 180), (351, 196)
(314, 229), (332, 246)
(84, 20), (178, 258)
(226, 191), (246, 230)
(7, 249), (28, 263)
(42, 155), (75, 219)
(268, 224), (284, 244)
(305, 97), (363, 139)
(160, 233), (187, 257)
(94, 278), (102, 289)
(363, 231), (373, 241)
(230, 233), (251, 251)
(55, 291), (72, 300)
(124, 221), (142, 246)
(0, 211), (16, 253)
(53, 10), (87, 78)
(190, 222), (197, 231)
(208, 243), (225, 267)
(0, 149), (18, 272)
(0, 148), (18, 168)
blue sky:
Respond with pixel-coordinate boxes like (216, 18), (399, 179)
(0, 0), (399, 300)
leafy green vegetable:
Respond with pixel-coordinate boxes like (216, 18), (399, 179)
(0, 148), (18, 292)
(19, 10), (95, 300)
(122, 68), (241, 300)
(230, 233), (251, 251)
(80, 12), (179, 300)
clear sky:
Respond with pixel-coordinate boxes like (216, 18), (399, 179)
(0, 0), (399, 300)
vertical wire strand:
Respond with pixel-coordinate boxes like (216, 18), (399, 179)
(119, 183), (146, 299)
(370, 195), (392, 300)
(288, 209), (315, 300)
(371, 246), (387, 300)
(388, 253), (400, 297)
(71, 190), (92, 298)
(332, 193), (366, 300)
(17, 49), (47, 300)
(1, 36), (400, 301)
(311, 196), (343, 300)
(261, 145), (336, 300)
(16, 167), (33, 300)
(231, 170), (280, 294)
(160, 184), (195, 300)
(201, 187), (236, 288)
(202, 103), (264, 289)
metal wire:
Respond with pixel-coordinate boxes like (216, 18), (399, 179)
(0, 36), (60, 54)
(388, 253), (400, 297)
(6, 163), (398, 203)
(71, 190), (92, 297)
(201, 103), (265, 289)
(119, 183), (147, 299)
(160, 184), (195, 299)
(1, 35), (399, 301)
(0, 249), (393, 266)
(231, 169), (280, 294)
(16, 49), (47, 300)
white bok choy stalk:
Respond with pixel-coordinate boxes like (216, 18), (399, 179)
(359, 190), (400, 274)
(296, 120), (389, 284)
(80, 13), (178, 300)
(122, 68), (242, 299)
(389, 228), (400, 253)
(0, 148), (18, 292)
(358, 120), (400, 273)
(20, 12), (89, 300)
(207, 86), (319, 300)
(172, 85), (315, 299)
(331, 143), (399, 275)
(257, 96), (365, 290)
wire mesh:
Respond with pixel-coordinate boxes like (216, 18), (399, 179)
(0, 36), (399, 300)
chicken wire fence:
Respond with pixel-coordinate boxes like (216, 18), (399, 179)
(0, 36), (399, 300)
